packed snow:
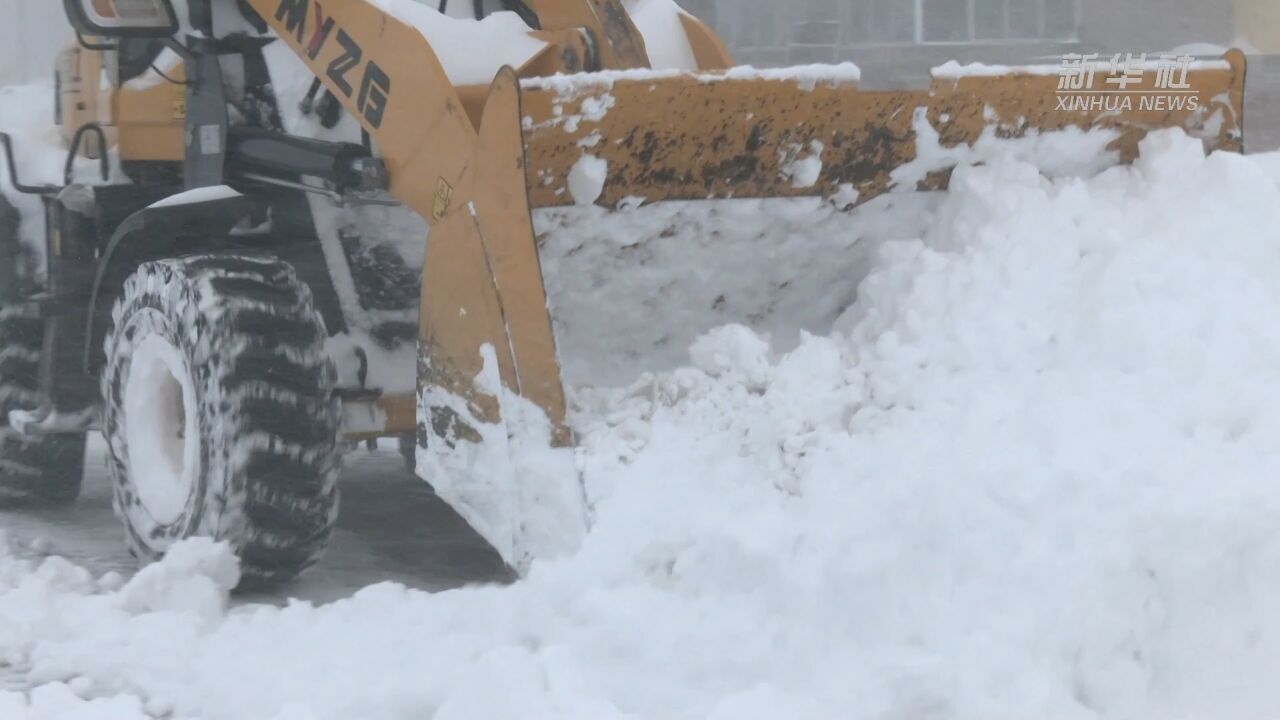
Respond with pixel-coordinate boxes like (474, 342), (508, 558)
(367, 0), (547, 86)
(522, 62), (863, 97)
(780, 140), (825, 189)
(930, 56), (1233, 79)
(367, 0), (704, 86)
(890, 108), (1124, 189)
(5, 128), (1280, 718)
(537, 191), (938, 388)
(120, 334), (199, 527)
(147, 186), (241, 209)
(626, 0), (701, 71)
(566, 155), (608, 206)
(417, 346), (586, 571)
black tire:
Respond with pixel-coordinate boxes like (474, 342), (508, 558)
(0, 305), (87, 506)
(102, 255), (341, 588)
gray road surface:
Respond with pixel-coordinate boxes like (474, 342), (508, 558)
(0, 437), (513, 604)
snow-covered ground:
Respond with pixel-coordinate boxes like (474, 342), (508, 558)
(4, 129), (1280, 718)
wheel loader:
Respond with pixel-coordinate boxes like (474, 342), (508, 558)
(0, 0), (1248, 587)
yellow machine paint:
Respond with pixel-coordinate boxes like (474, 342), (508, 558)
(58, 41), (186, 162)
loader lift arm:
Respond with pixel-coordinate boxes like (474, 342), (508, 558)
(246, 0), (599, 437)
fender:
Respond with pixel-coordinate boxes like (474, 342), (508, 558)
(82, 187), (251, 371)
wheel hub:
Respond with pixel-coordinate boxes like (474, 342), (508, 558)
(122, 329), (199, 526)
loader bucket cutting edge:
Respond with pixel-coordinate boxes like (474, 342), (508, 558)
(417, 53), (1246, 571)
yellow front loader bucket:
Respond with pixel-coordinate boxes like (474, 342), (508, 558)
(416, 54), (1246, 568)
(243, 0), (1244, 572)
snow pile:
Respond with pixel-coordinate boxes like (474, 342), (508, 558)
(0, 538), (237, 719)
(780, 140), (825, 189)
(625, 0), (700, 70)
(367, 1), (546, 86)
(522, 62), (863, 97)
(8, 130), (1280, 718)
(891, 108), (1122, 188)
(366, 0), (706, 85)
(567, 154), (608, 206)
(931, 56), (1231, 79)
(538, 192), (938, 387)
(417, 346), (586, 570)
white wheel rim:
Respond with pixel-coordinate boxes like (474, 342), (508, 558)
(123, 327), (200, 526)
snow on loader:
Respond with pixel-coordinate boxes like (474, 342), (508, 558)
(0, 0), (1246, 587)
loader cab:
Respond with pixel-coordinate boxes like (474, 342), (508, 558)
(57, 0), (186, 170)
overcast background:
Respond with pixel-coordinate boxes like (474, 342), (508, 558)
(2, 0), (1275, 147)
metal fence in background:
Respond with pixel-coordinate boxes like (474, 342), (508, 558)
(2, 0), (1273, 149)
